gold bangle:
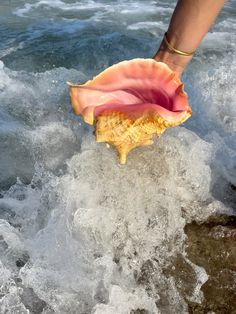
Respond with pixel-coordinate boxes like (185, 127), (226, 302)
(163, 32), (195, 56)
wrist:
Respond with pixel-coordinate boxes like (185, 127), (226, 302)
(153, 38), (193, 77)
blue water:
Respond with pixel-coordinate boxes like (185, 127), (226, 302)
(0, 1), (235, 313)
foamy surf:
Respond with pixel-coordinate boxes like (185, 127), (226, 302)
(0, 0), (235, 313)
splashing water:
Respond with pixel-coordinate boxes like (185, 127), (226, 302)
(0, 0), (235, 313)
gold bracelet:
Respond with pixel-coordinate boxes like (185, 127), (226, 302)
(163, 32), (195, 56)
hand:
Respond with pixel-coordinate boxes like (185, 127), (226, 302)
(153, 40), (193, 77)
(153, 0), (225, 77)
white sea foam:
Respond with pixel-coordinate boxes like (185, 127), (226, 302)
(0, 43), (24, 59)
(201, 32), (236, 51)
(13, 0), (173, 23)
(1, 0), (236, 313)
(0, 60), (234, 312)
(127, 21), (166, 36)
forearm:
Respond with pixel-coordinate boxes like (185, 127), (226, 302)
(154, 0), (225, 76)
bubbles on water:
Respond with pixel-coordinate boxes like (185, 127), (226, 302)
(0, 0), (236, 313)
(0, 123), (230, 313)
(0, 52), (235, 312)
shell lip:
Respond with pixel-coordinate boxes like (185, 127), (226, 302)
(67, 58), (192, 125)
(68, 85), (191, 122)
(66, 81), (74, 87)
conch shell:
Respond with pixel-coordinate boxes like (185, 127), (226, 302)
(67, 58), (192, 164)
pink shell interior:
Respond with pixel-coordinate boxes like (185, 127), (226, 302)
(68, 58), (191, 124)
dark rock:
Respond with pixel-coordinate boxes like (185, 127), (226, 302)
(20, 287), (47, 314)
(185, 214), (236, 314)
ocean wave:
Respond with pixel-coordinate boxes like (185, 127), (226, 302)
(13, 0), (173, 19)
(1, 1), (236, 312)
(0, 57), (235, 312)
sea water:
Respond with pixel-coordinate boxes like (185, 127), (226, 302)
(0, 1), (235, 313)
